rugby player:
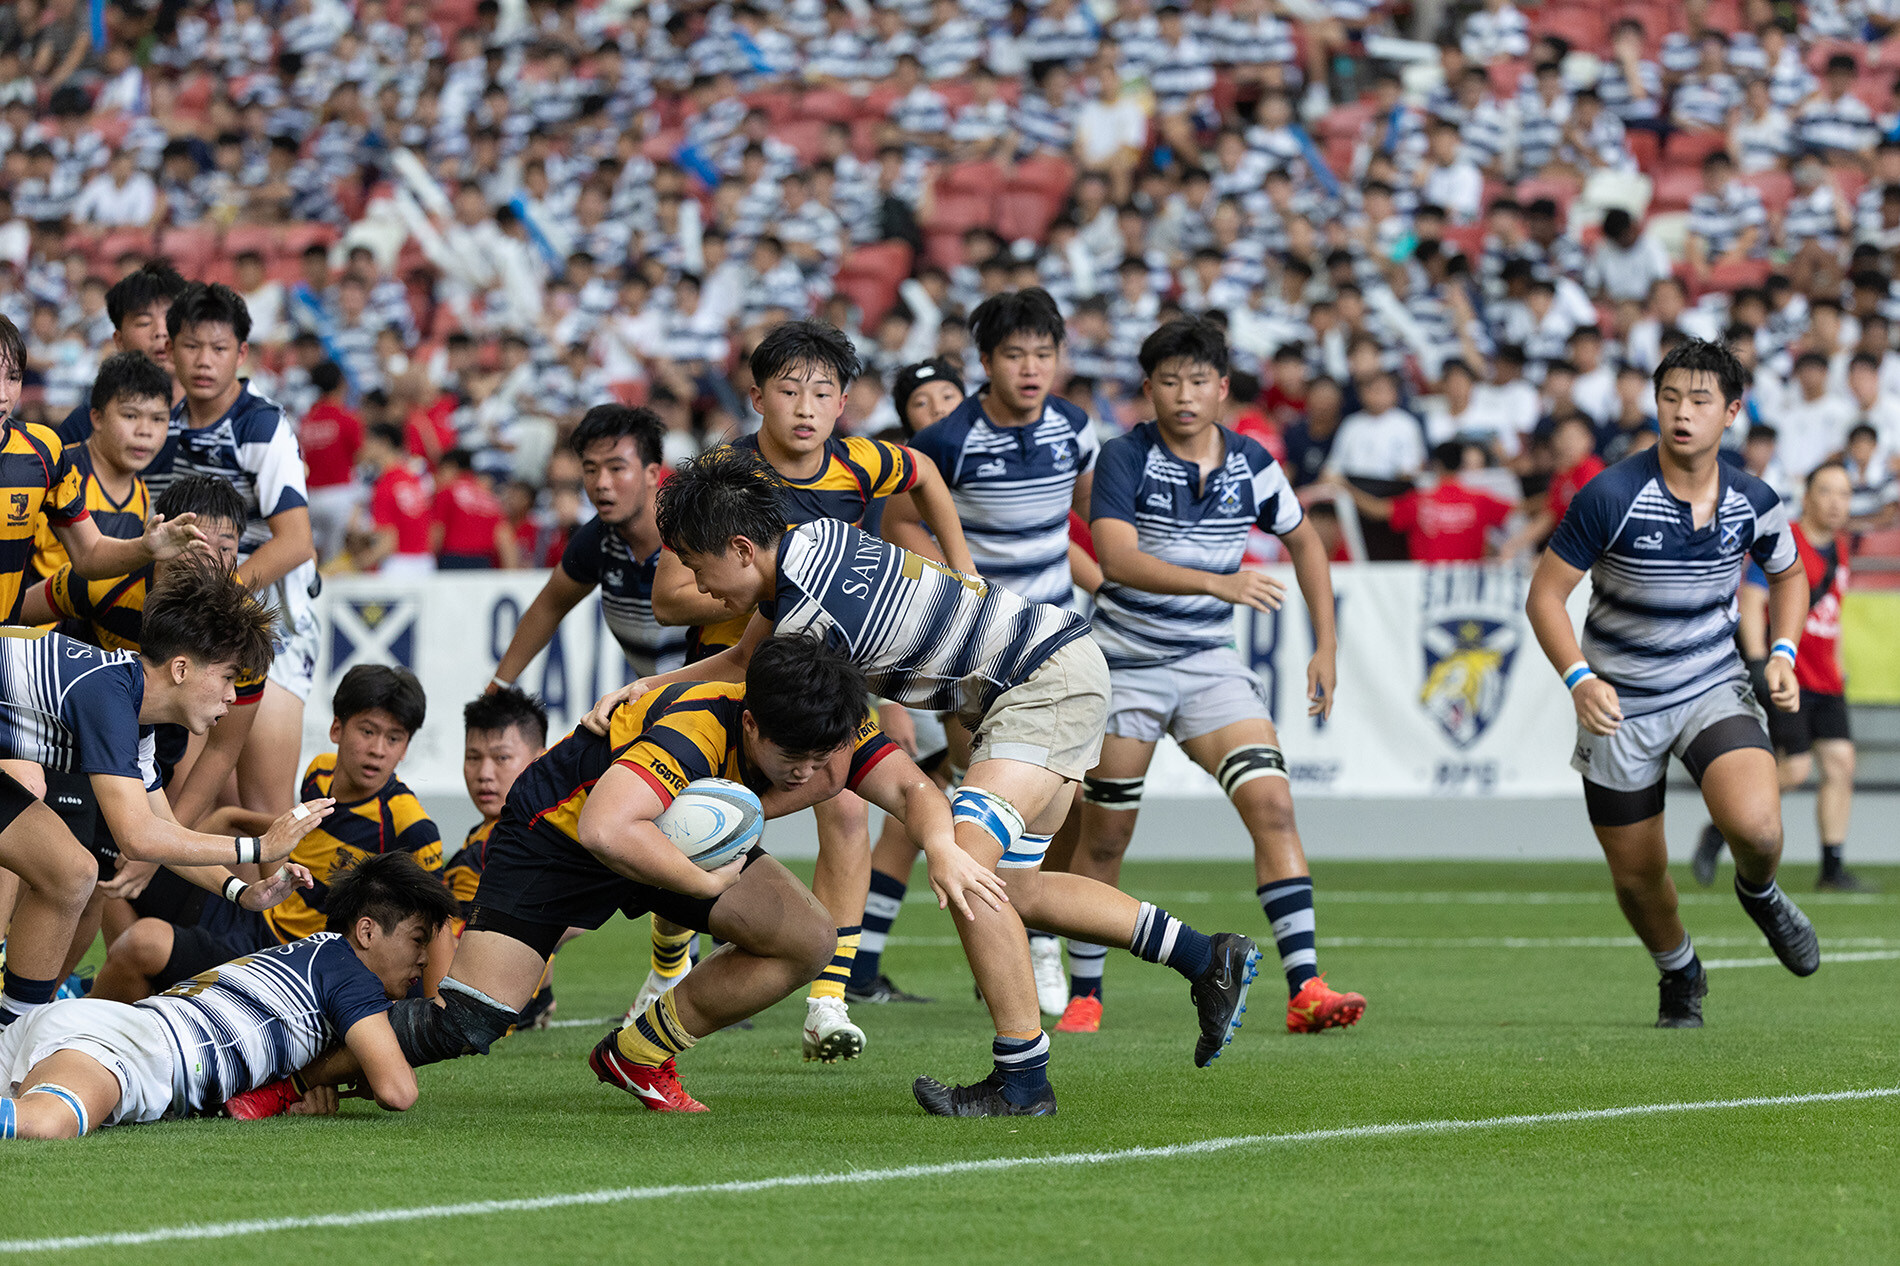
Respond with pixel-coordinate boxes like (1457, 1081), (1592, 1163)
(1526, 339), (1820, 1028)
(1069, 318), (1366, 1035)
(0, 852), (453, 1138)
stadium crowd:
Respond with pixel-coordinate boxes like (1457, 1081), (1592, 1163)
(4, 0), (1900, 568)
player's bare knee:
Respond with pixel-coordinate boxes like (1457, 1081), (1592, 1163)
(42, 841), (96, 913)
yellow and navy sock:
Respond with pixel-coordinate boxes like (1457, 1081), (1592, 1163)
(810, 927), (861, 1001)
(614, 989), (699, 1068)
(853, 869), (907, 991)
(1130, 902), (1213, 980)
(992, 1029), (1051, 1106)
(0, 970), (58, 1028)
(651, 922), (696, 980)
(1258, 877), (1319, 998)
(1066, 939), (1107, 1000)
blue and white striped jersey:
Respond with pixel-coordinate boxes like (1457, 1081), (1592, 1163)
(1548, 448), (1797, 718)
(139, 933), (390, 1114)
(559, 517), (688, 676)
(762, 519), (1091, 718)
(909, 393), (1098, 608)
(1088, 423), (1304, 669)
(0, 629), (159, 789)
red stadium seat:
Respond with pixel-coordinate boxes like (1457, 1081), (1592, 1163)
(1650, 169), (1702, 212)
(745, 89), (800, 125)
(157, 226), (218, 276)
(1741, 170), (1795, 216)
(777, 118), (828, 165)
(1007, 154), (1077, 199)
(278, 223), (339, 260)
(610, 380), (650, 407)
(941, 160), (1005, 197)
(1488, 59), (1527, 98)
(923, 192), (996, 234)
(1533, 11), (1607, 55)
(798, 89), (859, 123)
(1663, 130), (1728, 168)
(1625, 129), (1661, 175)
(642, 126), (685, 164)
(1703, 259), (1772, 291)
(1442, 224), (1486, 261)
(850, 116), (883, 160)
(857, 82), (903, 120)
(995, 189), (1060, 242)
(221, 225), (280, 261)
(95, 229), (157, 263)
(835, 271), (903, 327)
(1849, 528), (1900, 588)
(936, 80), (975, 112)
(1804, 39), (1861, 74)
(924, 230), (966, 272)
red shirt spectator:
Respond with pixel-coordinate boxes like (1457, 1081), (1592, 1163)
(1547, 452), (1606, 524)
(1783, 522), (1848, 696)
(433, 463), (509, 568)
(302, 398), (363, 490)
(407, 394), (459, 463)
(1387, 481), (1516, 561)
(370, 461), (432, 559)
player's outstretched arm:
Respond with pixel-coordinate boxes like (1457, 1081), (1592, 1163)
(905, 457), (977, 574)
(1760, 561), (1810, 713)
(491, 565), (593, 690)
(1281, 517), (1339, 720)
(341, 1014), (419, 1112)
(854, 749), (1008, 920)
(576, 763), (745, 898)
(57, 513), (207, 580)
(580, 613), (772, 734)
(876, 492), (947, 563)
(94, 774), (335, 865)
(652, 547), (743, 626)
(1527, 549), (1622, 736)
(1091, 516), (1288, 612)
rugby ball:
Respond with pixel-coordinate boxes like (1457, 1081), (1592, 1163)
(654, 779), (765, 870)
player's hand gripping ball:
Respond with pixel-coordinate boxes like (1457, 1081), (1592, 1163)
(655, 779), (764, 870)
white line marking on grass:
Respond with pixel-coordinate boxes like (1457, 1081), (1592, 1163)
(543, 1017), (616, 1029)
(1318, 936), (1900, 951)
(6, 1087), (1893, 1254)
(906, 889), (1894, 907)
(1704, 950), (1900, 970)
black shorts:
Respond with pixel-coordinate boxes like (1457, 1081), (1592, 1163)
(42, 770), (126, 880)
(154, 899), (278, 991)
(1768, 689), (1852, 757)
(463, 813), (769, 959)
(0, 767), (39, 834)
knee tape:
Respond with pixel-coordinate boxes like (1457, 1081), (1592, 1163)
(1215, 745), (1287, 798)
(951, 786), (1025, 857)
(1082, 775), (1145, 810)
(389, 979), (519, 1066)
(24, 1083), (88, 1136)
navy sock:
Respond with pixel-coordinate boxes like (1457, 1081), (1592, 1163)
(0, 970), (59, 1028)
(1820, 844), (1844, 879)
(1130, 902), (1213, 980)
(1067, 940), (1107, 1000)
(992, 1031), (1050, 1106)
(1735, 874), (1779, 906)
(1258, 877), (1319, 998)
(853, 869), (907, 992)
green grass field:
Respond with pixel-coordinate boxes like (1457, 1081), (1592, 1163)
(6, 859), (1897, 1265)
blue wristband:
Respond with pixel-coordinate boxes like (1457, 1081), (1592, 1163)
(1770, 638), (1797, 665)
(1563, 663), (1596, 690)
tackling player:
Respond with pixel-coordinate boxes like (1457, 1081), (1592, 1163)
(1071, 318), (1366, 1036)
(0, 556), (331, 1031)
(641, 320), (976, 1063)
(1695, 462), (1870, 892)
(599, 449), (1260, 1116)
(92, 664), (443, 1001)
(1526, 339), (1820, 1028)
(0, 852), (454, 1138)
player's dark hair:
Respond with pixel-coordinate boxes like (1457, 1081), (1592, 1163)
(744, 634), (870, 756)
(969, 287), (1066, 358)
(1139, 317), (1230, 377)
(141, 553), (277, 677)
(332, 664), (427, 734)
(1652, 338), (1748, 406)
(655, 446), (788, 557)
(166, 282), (253, 344)
(154, 473), (246, 532)
(748, 318), (861, 389)
(89, 351), (172, 412)
(0, 313), (23, 383)
(324, 850), (458, 936)
(464, 686), (548, 747)
(104, 260), (188, 329)
(568, 403), (664, 465)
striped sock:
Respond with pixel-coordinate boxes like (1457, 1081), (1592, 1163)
(1067, 940), (1107, 1000)
(853, 869), (907, 992)
(0, 1097), (12, 1139)
(1130, 903), (1213, 980)
(1258, 877), (1319, 998)
(0, 971), (58, 1028)
(1651, 934), (1697, 975)
(650, 923), (696, 980)
(24, 1083), (87, 1136)
(992, 1030), (1051, 1106)
(809, 927), (861, 1001)
(614, 989), (699, 1067)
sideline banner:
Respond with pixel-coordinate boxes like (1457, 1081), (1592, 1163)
(300, 564), (1591, 801)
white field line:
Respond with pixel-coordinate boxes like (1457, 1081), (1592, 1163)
(4, 1087), (1892, 1255)
(875, 935), (1900, 950)
(1704, 950), (1900, 970)
(906, 889), (1893, 907)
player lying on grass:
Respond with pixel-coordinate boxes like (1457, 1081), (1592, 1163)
(587, 449), (1260, 1117)
(1067, 318), (1366, 1037)
(637, 319), (977, 1064)
(0, 556), (331, 1032)
(229, 634), (991, 1116)
(92, 664), (445, 1002)
(0, 852), (454, 1138)
(1525, 337), (1820, 1029)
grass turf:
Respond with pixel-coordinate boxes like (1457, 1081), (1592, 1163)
(5, 859), (1897, 1265)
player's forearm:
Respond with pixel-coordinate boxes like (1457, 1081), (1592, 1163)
(909, 466), (976, 574)
(1285, 524), (1337, 649)
(1737, 583), (1771, 659)
(70, 534), (151, 580)
(164, 862), (247, 895)
(1068, 542), (1103, 595)
(636, 644), (745, 693)
(1765, 567), (1810, 649)
(1095, 539), (1225, 597)
(495, 587), (572, 683)
(1525, 567), (1586, 671)
(652, 582), (736, 626)
(118, 817), (258, 865)
(582, 823), (722, 897)
(898, 778), (956, 857)
(240, 513), (315, 589)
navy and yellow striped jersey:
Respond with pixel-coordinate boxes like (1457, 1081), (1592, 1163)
(509, 681), (895, 848)
(262, 752), (445, 943)
(30, 444), (149, 581)
(689, 434), (920, 660)
(41, 560), (268, 707)
(0, 419), (89, 620)
(443, 816), (497, 920)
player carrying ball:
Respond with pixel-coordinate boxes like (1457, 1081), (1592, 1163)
(1526, 338), (1821, 1028)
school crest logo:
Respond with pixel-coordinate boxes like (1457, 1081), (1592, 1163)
(328, 597), (417, 674)
(1720, 520), (1744, 552)
(1215, 478), (1243, 516)
(1049, 438), (1075, 473)
(1419, 568), (1525, 749)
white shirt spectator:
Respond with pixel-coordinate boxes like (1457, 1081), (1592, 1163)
(1326, 408), (1428, 479)
(72, 169), (158, 227)
(1777, 389), (1857, 478)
